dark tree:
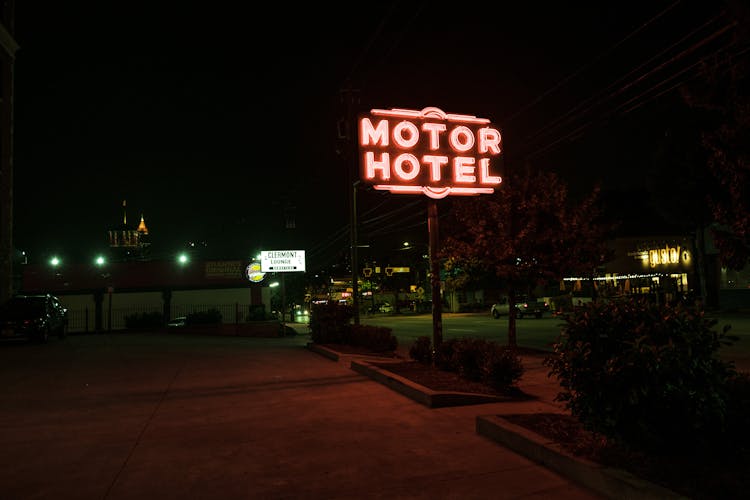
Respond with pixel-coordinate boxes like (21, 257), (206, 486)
(680, 0), (750, 270)
(441, 166), (611, 346)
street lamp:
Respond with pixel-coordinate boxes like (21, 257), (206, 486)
(177, 253), (189, 265)
(95, 255), (106, 266)
(49, 256), (60, 267)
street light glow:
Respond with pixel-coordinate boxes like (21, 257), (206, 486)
(50, 256), (60, 267)
(95, 255), (106, 266)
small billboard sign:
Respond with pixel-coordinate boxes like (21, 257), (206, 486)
(260, 250), (306, 273)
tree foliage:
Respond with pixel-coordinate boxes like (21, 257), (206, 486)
(441, 166), (611, 345)
(680, 2), (750, 269)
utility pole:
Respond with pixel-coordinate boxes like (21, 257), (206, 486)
(350, 181), (360, 325)
(428, 200), (443, 347)
(340, 85), (361, 325)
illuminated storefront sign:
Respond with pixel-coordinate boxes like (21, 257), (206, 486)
(631, 245), (691, 268)
(358, 107), (502, 199)
(245, 262), (265, 283)
(260, 250), (306, 273)
(647, 245), (690, 268)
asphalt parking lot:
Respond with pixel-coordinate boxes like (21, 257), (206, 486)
(0, 330), (601, 500)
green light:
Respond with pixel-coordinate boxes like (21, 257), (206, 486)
(50, 256), (60, 267)
(95, 256), (106, 266)
(178, 253), (189, 265)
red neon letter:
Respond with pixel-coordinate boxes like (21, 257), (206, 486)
(422, 155), (449, 182)
(422, 122), (447, 150)
(360, 118), (389, 147)
(365, 152), (391, 180)
(449, 126), (475, 153)
(393, 121), (419, 149)
(453, 157), (476, 183)
(478, 158), (501, 184)
(393, 154), (420, 181)
(478, 127), (502, 154)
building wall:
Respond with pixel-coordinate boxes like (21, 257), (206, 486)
(57, 286), (273, 333)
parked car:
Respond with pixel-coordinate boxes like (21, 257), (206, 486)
(0, 294), (68, 342)
(167, 316), (187, 328)
(490, 297), (510, 318)
(491, 296), (550, 319)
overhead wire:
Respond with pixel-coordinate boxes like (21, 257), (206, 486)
(526, 22), (742, 160)
(525, 11), (729, 145)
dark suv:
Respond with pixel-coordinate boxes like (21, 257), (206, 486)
(0, 294), (68, 342)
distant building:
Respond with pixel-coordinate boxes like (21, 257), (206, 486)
(108, 200), (151, 261)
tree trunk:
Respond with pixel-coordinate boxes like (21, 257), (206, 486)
(507, 288), (517, 347)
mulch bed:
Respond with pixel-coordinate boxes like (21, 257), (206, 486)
(319, 342), (749, 498)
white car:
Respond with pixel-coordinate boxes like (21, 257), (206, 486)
(491, 296), (549, 319)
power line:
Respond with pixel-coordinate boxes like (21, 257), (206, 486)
(523, 15), (740, 160)
(525, 11), (729, 145)
(503, 0), (684, 125)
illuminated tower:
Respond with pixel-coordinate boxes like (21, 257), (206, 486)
(107, 200), (151, 261)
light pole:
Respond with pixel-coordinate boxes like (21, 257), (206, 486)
(351, 180), (360, 325)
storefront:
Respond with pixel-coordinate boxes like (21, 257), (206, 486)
(563, 236), (698, 306)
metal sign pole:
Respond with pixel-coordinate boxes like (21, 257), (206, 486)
(427, 199), (443, 347)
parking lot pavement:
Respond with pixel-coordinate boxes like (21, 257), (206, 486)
(0, 332), (602, 499)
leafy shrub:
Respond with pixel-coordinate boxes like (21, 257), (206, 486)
(433, 338), (459, 371)
(409, 337), (524, 390)
(125, 311), (163, 329)
(484, 346), (525, 391)
(409, 336), (433, 364)
(544, 297), (740, 452)
(186, 308), (222, 325)
(309, 302), (353, 344)
(246, 304), (267, 321)
(723, 372), (750, 455)
(453, 338), (489, 381)
(349, 324), (398, 352)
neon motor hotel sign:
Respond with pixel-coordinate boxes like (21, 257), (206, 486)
(358, 107), (502, 198)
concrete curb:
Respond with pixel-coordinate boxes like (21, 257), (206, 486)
(306, 342), (342, 361)
(350, 359), (512, 408)
(305, 342), (398, 362)
(476, 415), (687, 500)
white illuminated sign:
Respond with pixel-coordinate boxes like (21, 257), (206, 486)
(260, 250), (306, 273)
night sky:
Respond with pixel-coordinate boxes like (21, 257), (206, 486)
(11, 1), (739, 271)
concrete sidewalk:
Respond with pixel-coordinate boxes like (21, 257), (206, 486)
(0, 331), (603, 499)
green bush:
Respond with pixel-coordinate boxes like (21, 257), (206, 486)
(453, 338), (488, 381)
(246, 304), (267, 321)
(349, 324), (398, 352)
(409, 336), (432, 364)
(484, 346), (525, 391)
(309, 302), (353, 344)
(409, 337), (524, 391)
(433, 338), (459, 371)
(125, 311), (163, 329)
(724, 372), (750, 456)
(186, 308), (222, 325)
(544, 297), (740, 452)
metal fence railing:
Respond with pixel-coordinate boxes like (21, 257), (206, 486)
(64, 303), (256, 333)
